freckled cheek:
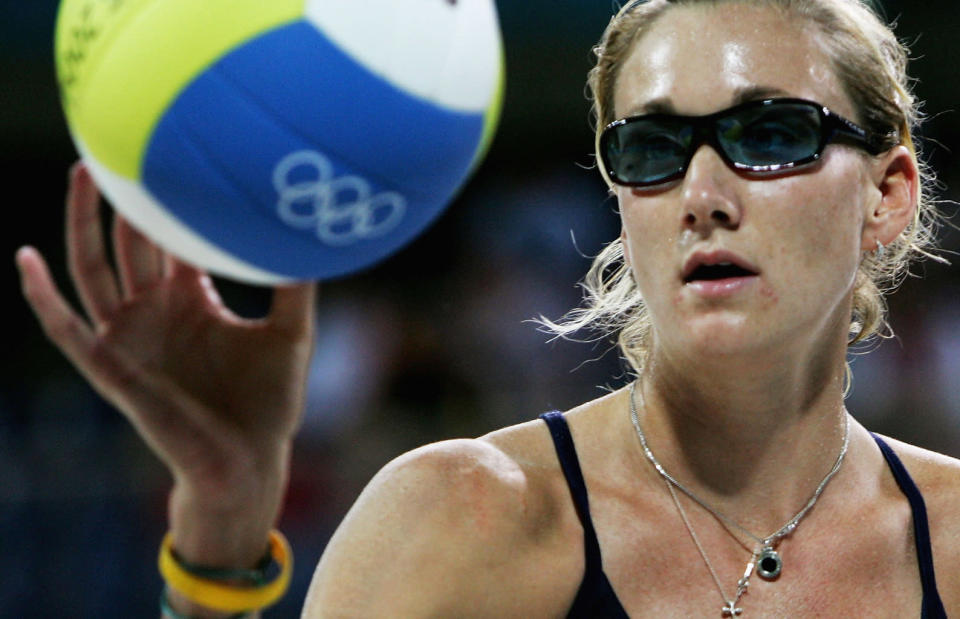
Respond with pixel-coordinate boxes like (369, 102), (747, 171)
(630, 239), (677, 297)
(770, 202), (862, 306)
(801, 204), (862, 273)
(621, 207), (676, 284)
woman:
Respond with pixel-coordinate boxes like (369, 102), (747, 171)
(17, 0), (958, 616)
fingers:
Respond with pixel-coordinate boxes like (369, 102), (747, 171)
(165, 254), (233, 315)
(18, 246), (223, 463)
(166, 252), (206, 283)
(269, 282), (317, 338)
(66, 162), (121, 323)
(16, 246), (97, 369)
(113, 214), (166, 298)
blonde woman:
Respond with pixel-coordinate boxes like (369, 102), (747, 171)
(17, 0), (957, 616)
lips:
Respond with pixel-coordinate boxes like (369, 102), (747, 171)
(682, 250), (759, 283)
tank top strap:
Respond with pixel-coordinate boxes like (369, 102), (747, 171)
(871, 433), (947, 618)
(539, 412), (604, 571)
(539, 412), (630, 618)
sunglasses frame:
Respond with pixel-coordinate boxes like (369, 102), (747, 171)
(599, 98), (894, 187)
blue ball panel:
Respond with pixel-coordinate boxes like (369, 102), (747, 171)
(141, 20), (486, 279)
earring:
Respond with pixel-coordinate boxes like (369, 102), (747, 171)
(875, 239), (886, 261)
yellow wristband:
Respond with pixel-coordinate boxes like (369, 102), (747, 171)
(158, 530), (293, 613)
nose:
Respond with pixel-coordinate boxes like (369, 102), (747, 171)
(680, 145), (742, 232)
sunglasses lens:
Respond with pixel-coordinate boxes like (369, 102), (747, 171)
(603, 118), (693, 185)
(717, 103), (822, 168)
(602, 101), (831, 186)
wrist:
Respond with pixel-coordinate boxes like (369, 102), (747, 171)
(167, 442), (291, 569)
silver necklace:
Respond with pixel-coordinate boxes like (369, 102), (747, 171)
(665, 479), (754, 616)
(628, 381), (850, 616)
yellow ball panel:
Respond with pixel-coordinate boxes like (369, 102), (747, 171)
(55, 0), (304, 179)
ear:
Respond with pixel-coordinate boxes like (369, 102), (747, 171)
(860, 145), (919, 251)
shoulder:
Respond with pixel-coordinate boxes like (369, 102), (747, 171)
(874, 435), (960, 611)
(303, 419), (582, 617)
(875, 434), (960, 513)
(372, 416), (567, 528)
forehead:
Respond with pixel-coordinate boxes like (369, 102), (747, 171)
(612, 3), (851, 119)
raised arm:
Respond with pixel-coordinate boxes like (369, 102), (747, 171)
(16, 162), (316, 617)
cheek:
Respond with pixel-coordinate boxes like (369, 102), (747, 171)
(619, 196), (677, 284)
(813, 186), (865, 258)
(766, 172), (866, 288)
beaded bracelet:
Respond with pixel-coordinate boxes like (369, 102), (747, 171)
(158, 530), (293, 614)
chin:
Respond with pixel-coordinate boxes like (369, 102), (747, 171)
(670, 312), (776, 358)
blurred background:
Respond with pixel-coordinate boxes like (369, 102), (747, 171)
(3, 0), (958, 616)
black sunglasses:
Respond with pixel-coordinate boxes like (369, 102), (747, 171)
(599, 98), (895, 187)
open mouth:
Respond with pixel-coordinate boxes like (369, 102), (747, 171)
(684, 262), (757, 283)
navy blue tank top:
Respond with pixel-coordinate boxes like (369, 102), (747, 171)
(539, 412), (947, 618)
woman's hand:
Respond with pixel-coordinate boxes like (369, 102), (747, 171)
(16, 162), (316, 570)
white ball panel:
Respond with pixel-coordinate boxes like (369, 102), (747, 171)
(75, 135), (293, 286)
(436, 1), (502, 108)
(304, 0), (502, 112)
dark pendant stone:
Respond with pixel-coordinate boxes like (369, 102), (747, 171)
(757, 547), (782, 579)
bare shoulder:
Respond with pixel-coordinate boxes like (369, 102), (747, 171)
(875, 435), (960, 610)
(479, 414), (566, 471)
(876, 434), (960, 500)
(303, 421), (580, 617)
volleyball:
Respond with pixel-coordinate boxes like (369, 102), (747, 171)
(54, 0), (505, 284)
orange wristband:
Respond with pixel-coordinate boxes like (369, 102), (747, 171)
(158, 530), (293, 613)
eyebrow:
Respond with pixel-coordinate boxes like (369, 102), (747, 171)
(623, 85), (793, 117)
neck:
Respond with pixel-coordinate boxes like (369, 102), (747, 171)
(632, 336), (850, 533)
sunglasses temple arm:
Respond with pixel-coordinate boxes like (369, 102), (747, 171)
(831, 116), (896, 155)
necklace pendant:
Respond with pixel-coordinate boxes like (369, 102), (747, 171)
(722, 601), (743, 616)
(757, 547), (782, 580)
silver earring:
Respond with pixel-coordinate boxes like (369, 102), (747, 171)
(875, 239), (886, 261)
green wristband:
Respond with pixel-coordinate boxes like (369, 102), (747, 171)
(170, 544), (275, 586)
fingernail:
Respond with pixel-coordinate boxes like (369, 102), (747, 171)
(15, 246), (34, 268)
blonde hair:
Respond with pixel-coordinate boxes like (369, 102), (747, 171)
(544, 0), (944, 377)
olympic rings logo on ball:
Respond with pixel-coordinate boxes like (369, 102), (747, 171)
(273, 150), (407, 246)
